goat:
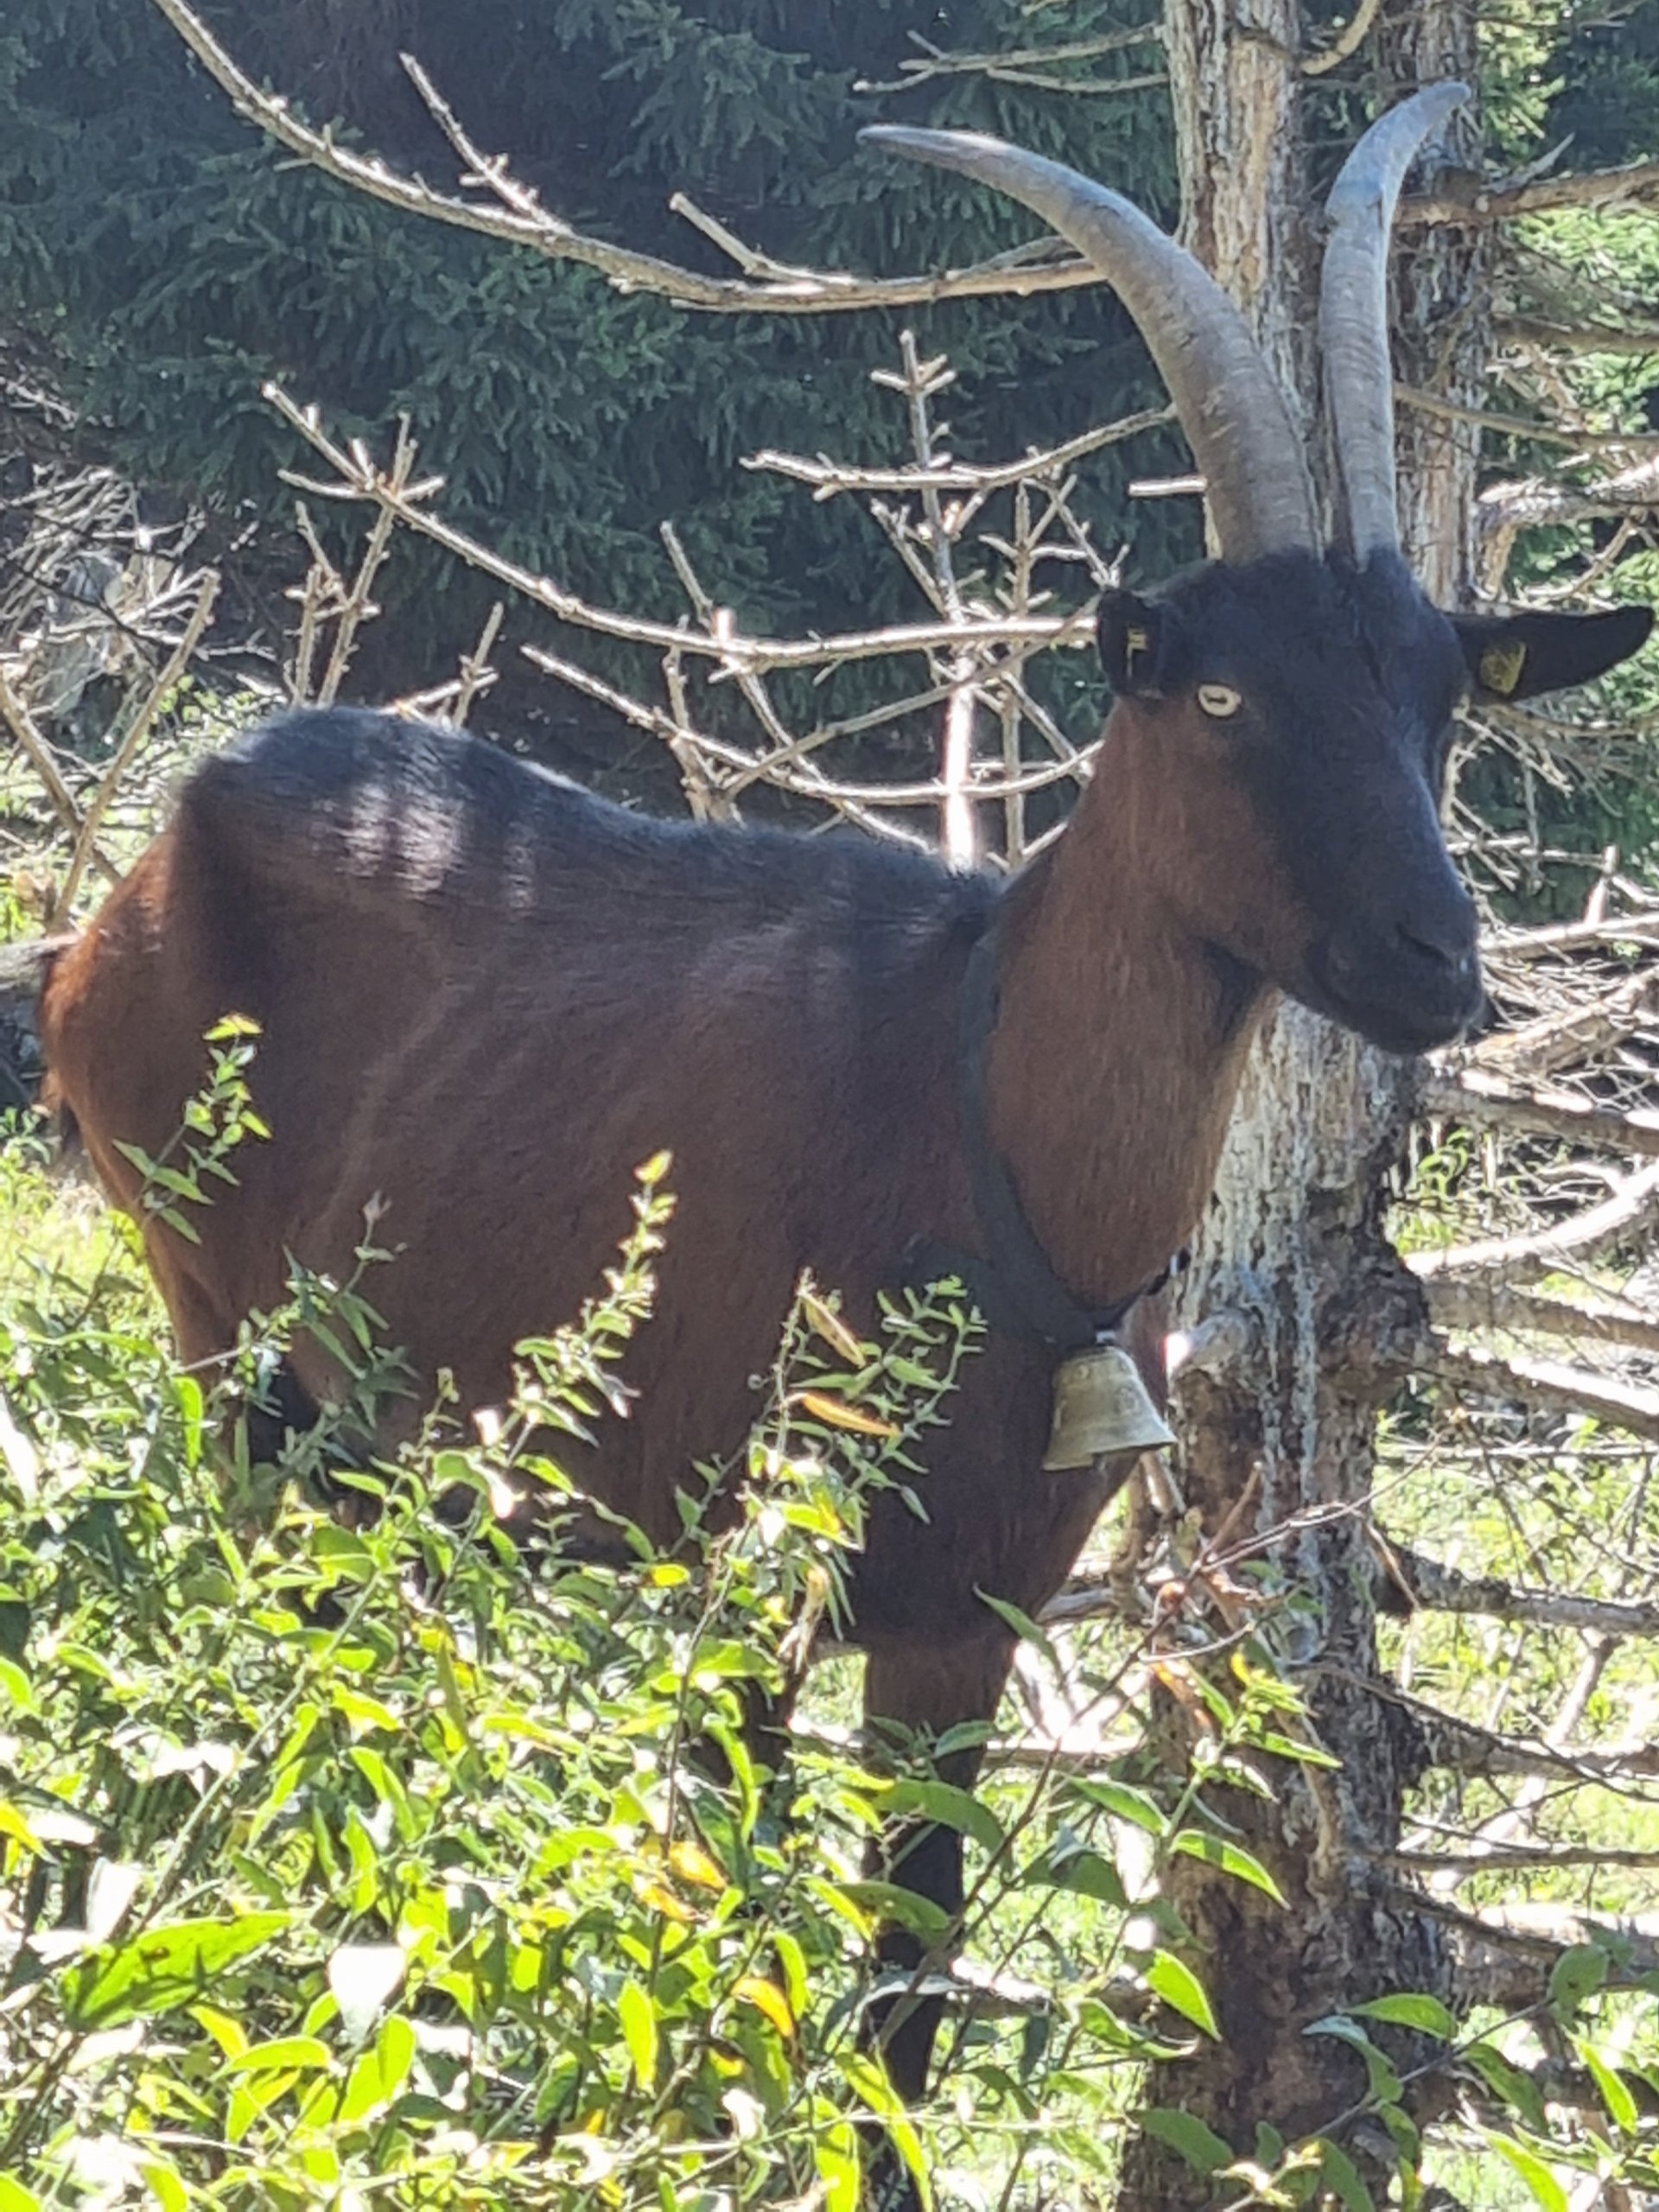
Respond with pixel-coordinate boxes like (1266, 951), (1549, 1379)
(18, 85), (1651, 2189)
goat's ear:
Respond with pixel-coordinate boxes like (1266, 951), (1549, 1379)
(1453, 603), (1653, 703)
(1097, 589), (1182, 699)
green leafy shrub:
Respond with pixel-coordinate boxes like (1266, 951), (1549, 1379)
(0, 1135), (995, 2206)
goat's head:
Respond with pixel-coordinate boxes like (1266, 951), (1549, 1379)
(864, 91), (1652, 1055)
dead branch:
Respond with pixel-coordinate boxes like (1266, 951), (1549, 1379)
(1409, 1158), (1659, 1279)
(48, 570), (219, 929)
(1390, 1840), (1659, 1872)
(1395, 384), (1659, 453)
(145, 0), (1111, 319)
(1481, 454), (1659, 536)
(1478, 969), (1654, 1079)
(0, 665), (93, 860)
(1397, 1694), (1659, 1786)
(1500, 315), (1659, 355)
(1420, 1068), (1659, 1158)
(1039, 1574), (1134, 1628)
(855, 24), (1163, 95)
(1423, 1275), (1659, 1358)
(1408, 154), (1659, 226)
(1379, 1536), (1659, 1637)
(1411, 1891), (1659, 2011)
(890, 334), (979, 865)
(1419, 1338), (1659, 1445)
(745, 404), (1173, 501)
(1300, 0), (1385, 74)
(1487, 908), (1659, 958)
(266, 385), (1091, 675)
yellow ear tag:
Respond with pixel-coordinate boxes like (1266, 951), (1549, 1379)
(1122, 625), (1151, 678)
(1478, 641), (1528, 697)
(1043, 1341), (1175, 1471)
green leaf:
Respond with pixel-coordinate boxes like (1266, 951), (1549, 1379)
(1257, 1730), (1342, 1769)
(142, 2162), (188, 2212)
(222, 2035), (333, 2076)
(1143, 1950), (1218, 2038)
(774, 1930), (809, 2022)
(837, 1882), (952, 1942)
(1304, 2016), (1403, 2105)
(63, 1912), (289, 2028)
(1377, 2099), (1421, 2183)
(1547, 1942), (1609, 2019)
(1463, 2043), (1547, 2131)
(1038, 1845), (1127, 1908)
(1139, 2107), (1232, 2174)
(1169, 1829), (1287, 1904)
(340, 2044), (405, 2126)
(0, 2179), (42, 2212)
(1352, 1992), (1456, 2039)
(973, 1587), (1058, 1667)
(1574, 2036), (1637, 2133)
(1068, 1778), (1166, 1834)
(840, 2056), (932, 2208)
(817, 2120), (861, 2212)
(1318, 2139), (1377, 2212)
(618, 1977), (659, 2092)
(875, 1777), (1003, 1856)
(1481, 2132), (1568, 2212)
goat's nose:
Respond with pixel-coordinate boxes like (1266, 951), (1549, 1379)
(1395, 890), (1478, 973)
(1397, 919), (1478, 976)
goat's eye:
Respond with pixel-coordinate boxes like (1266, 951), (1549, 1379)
(1197, 683), (1243, 720)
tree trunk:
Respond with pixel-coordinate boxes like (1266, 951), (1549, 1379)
(1118, 7), (1481, 2202)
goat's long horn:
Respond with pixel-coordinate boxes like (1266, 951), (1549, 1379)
(1320, 82), (1472, 561)
(861, 126), (1317, 561)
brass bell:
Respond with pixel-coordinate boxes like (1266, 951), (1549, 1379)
(1043, 1338), (1175, 1471)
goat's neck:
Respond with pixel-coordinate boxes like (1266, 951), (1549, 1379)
(984, 758), (1271, 1307)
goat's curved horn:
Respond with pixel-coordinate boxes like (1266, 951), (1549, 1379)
(1320, 82), (1472, 561)
(861, 126), (1317, 561)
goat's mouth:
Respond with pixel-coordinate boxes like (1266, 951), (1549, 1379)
(1302, 938), (1484, 1057)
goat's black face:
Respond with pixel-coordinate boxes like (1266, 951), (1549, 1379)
(1098, 550), (1651, 1055)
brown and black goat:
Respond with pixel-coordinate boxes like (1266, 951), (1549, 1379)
(20, 85), (1651, 2169)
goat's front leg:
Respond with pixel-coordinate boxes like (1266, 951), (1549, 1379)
(859, 1634), (1016, 2203)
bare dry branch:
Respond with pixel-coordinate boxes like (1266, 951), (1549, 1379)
(1487, 908), (1659, 958)
(1500, 315), (1659, 355)
(1395, 383), (1659, 453)
(145, 0), (1112, 318)
(1425, 1274), (1659, 1359)
(266, 385), (1090, 675)
(48, 570), (220, 928)
(1419, 1337), (1659, 1444)
(1399, 1695), (1659, 1786)
(1409, 1158), (1659, 1280)
(1471, 968), (1659, 1080)
(0, 664), (84, 849)
(855, 23), (1162, 94)
(1408, 1891), (1659, 2014)
(1480, 453), (1659, 531)
(745, 405), (1173, 500)
(1408, 154), (1659, 226)
(1390, 1840), (1659, 1871)
(1420, 1067), (1659, 1158)
(1379, 1536), (1659, 1636)
(1300, 0), (1386, 75)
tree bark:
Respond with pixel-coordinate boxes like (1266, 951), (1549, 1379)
(1118, 8), (1480, 2202)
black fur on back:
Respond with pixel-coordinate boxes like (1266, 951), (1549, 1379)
(188, 709), (1000, 959)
